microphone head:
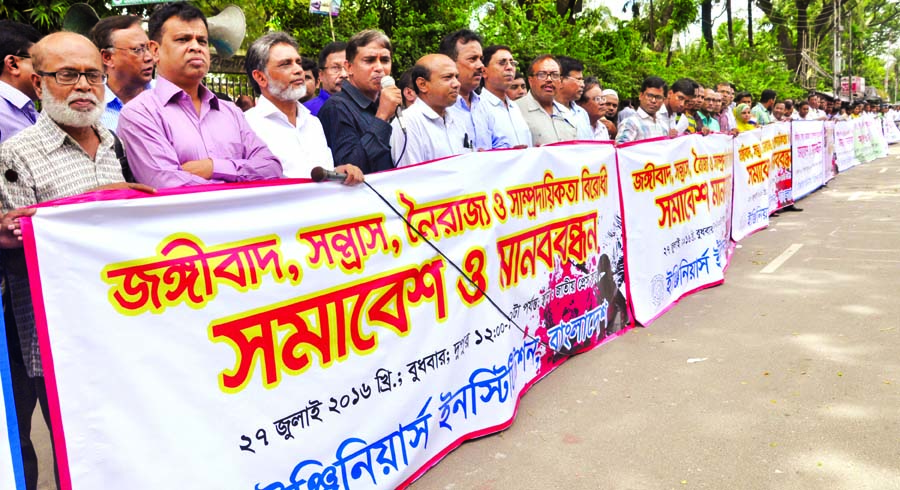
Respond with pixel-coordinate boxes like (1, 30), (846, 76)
(310, 166), (327, 182)
(380, 75), (396, 89)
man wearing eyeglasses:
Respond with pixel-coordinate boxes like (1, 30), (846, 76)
(475, 44), (531, 148)
(0, 31), (153, 490)
(554, 56), (593, 140)
(518, 54), (576, 146)
(304, 41), (347, 117)
(615, 76), (670, 144)
(0, 20), (42, 144)
(118, 2), (282, 188)
(89, 15), (155, 132)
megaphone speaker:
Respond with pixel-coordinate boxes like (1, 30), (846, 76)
(63, 3), (101, 36)
(208, 5), (246, 58)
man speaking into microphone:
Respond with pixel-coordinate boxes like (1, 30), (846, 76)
(318, 29), (401, 174)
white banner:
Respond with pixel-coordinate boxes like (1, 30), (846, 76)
(731, 128), (770, 240)
(24, 144), (627, 489)
(763, 122), (793, 212)
(791, 121), (825, 200)
(867, 116), (888, 158)
(884, 118), (900, 144)
(834, 120), (860, 172)
(617, 134), (732, 325)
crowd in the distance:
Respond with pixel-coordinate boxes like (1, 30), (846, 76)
(2, 3), (900, 488)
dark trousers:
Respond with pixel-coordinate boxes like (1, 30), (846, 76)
(5, 291), (59, 490)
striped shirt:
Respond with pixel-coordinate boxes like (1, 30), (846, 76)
(615, 107), (669, 144)
(0, 114), (124, 377)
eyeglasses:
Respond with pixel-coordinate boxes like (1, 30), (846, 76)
(14, 53), (31, 59)
(533, 71), (561, 81)
(591, 96), (605, 104)
(321, 65), (346, 75)
(643, 93), (664, 102)
(110, 45), (151, 57)
(38, 69), (107, 85)
(496, 58), (518, 68)
(564, 75), (585, 83)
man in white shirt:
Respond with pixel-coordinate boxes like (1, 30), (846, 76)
(390, 54), (468, 167)
(555, 55), (593, 140)
(244, 32), (362, 183)
(440, 29), (496, 150)
(475, 44), (531, 148)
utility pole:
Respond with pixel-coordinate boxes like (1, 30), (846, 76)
(833, 0), (842, 97)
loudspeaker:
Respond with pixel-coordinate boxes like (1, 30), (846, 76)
(208, 5), (246, 58)
(62, 3), (100, 36)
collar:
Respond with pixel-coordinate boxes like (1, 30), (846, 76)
(341, 79), (377, 110)
(636, 106), (657, 121)
(455, 90), (480, 111)
(154, 76), (217, 109)
(481, 88), (509, 108)
(34, 112), (114, 153)
(522, 91), (565, 114)
(255, 94), (311, 128)
(0, 80), (32, 109)
(104, 79), (154, 107)
(413, 98), (449, 123)
(316, 90), (331, 102)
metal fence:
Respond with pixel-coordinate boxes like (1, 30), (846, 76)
(204, 73), (254, 101)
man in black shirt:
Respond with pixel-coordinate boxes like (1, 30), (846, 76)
(318, 29), (401, 173)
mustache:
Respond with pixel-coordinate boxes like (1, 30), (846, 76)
(67, 92), (100, 104)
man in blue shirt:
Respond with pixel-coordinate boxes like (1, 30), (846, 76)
(0, 20), (42, 144)
(304, 41), (347, 117)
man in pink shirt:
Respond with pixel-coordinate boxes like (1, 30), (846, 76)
(118, 2), (282, 188)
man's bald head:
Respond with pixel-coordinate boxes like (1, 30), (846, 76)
(31, 32), (101, 72)
(410, 53), (459, 113)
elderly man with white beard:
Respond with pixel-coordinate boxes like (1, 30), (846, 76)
(0, 31), (152, 490)
(243, 32), (362, 184)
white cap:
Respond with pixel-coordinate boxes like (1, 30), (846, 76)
(601, 89), (618, 98)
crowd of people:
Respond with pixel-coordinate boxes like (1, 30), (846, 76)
(1, 3), (900, 488)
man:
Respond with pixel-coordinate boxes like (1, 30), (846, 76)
(658, 78), (694, 136)
(304, 41), (346, 116)
(681, 82), (706, 134)
(715, 82), (736, 132)
(735, 91), (752, 107)
(554, 55), (593, 140)
(615, 76), (669, 144)
(794, 100), (811, 120)
(575, 77), (609, 140)
(318, 30), (399, 173)
(506, 71), (527, 101)
(298, 57), (317, 103)
(0, 20), (42, 143)
(390, 54), (467, 167)
(475, 44), (531, 148)
(772, 100), (786, 121)
(699, 88), (721, 132)
(782, 100), (794, 120)
(617, 98), (636, 125)
(518, 54), (576, 146)
(752, 89), (776, 125)
(0, 32), (152, 490)
(807, 93), (826, 120)
(244, 32), (362, 184)
(89, 15), (155, 131)
(441, 29), (494, 150)
(118, 2), (282, 188)
(600, 88), (619, 139)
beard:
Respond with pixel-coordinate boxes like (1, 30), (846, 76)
(41, 84), (105, 128)
(268, 75), (306, 102)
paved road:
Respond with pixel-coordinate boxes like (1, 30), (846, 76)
(410, 147), (900, 490)
(32, 147), (900, 490)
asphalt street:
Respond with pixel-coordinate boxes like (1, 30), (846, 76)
(31, 146), (900, 490)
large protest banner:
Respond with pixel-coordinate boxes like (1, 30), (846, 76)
(884, 117), (900, 144)
(791, 121), (826, 200)
(867, 116), (888, 159)
(731, 128), (771, 241)
(834, 120), (860, 172)
(617, 134), (733, 325)
(854, 117), (877, 163)
(0, 313), (25, 490)
(21, 144), (627, 489)
(764, 122), (793, 211)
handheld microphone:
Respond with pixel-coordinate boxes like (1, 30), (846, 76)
(310, 166), (347, 183)
(380, 75), (406, 134)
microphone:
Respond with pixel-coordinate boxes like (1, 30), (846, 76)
(310, 166), (347, 183)
(380, 75), (406, 133)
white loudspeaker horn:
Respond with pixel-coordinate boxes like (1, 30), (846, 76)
(208, 5), (246, 58)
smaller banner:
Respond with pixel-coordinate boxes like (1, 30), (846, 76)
(867, 116), (888, 158)
(309, 0), (341, 16)
(617, 134), (732, 325)
(834, 121), (860, 172)
(791, 121), (825, 200)
(883, 118), (900, 144)
(764, 122), (793, 212)
(731, 128), (770, 241)
(853, 118), (876, 163)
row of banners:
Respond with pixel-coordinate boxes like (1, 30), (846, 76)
(0, 114), (894, 489)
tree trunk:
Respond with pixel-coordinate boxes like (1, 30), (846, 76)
(726, 0), (734, 45)
(649, 0), (656, 48)
(748, 0), (753, 46)
(701, 0), (714, 51)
